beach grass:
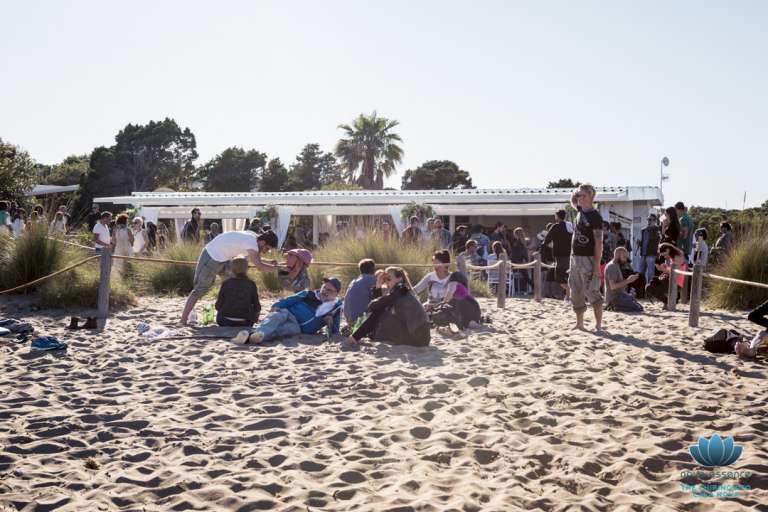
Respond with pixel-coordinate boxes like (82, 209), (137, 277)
(0, 225), (63, 292)
(706, 224), (768, 310)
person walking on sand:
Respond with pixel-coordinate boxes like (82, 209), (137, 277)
(568, 184), (604, 330)
(181, 229), (278, 325)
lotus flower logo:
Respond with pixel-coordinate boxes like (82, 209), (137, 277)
(689, 435), (742, 467)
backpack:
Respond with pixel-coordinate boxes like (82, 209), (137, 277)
(703, 328), (745, 354)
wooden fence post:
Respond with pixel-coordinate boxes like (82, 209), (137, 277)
(97, 249), (113, 319)
(666, 263), (678, 312)
(496, 253), (507, 309)
(533, 252), (542, 302)
(680, 270), (690, 304)
(688, 264), (704, 327)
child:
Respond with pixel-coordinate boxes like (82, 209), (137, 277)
(278, 249), (312, 292)
(232, 277), (343, 345)
(215, 257), (261, 327)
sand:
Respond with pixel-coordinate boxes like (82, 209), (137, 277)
(0, 296), (766, 511)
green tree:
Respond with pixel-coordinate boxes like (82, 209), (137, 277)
(546, 178), (579, 189)
(199, 147), (267, 192)
(335, 112), (403, 189)
(288, 143), (342, 190)
(44, 154), (90, 186)
(401, 160), (474, 190)
(260, 158), (289, 192)
(0, 138), (37, 202)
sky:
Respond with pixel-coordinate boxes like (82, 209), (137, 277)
(2, 0), (767, 208)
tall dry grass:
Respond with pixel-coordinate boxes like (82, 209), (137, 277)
(134, 242), (201, 295)
(706, 224), (768, 310)
(0, 224), (63, 292)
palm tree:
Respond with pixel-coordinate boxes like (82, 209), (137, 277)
(334, 112), (403, 189)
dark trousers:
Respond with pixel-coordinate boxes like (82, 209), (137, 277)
(748, 299), (768, 329)
(352, 310), (384, 341)
(646, 277), (680, 304)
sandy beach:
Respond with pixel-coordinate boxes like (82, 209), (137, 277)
(1, 296), (766, 511)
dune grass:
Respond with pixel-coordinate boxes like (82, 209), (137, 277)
(706, 225), (768, 310)
(134, 242), (201, 295)
(39, 262), (136, 309)
(0, 225), (63, 292)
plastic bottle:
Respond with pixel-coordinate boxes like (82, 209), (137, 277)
(202, 306), (214, 326)
(188, 310), (198, 325)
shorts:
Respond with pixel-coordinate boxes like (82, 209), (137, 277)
(568, 255), (603, 313)
(555, 256), (570, 284)
(190, 249), (227, 299)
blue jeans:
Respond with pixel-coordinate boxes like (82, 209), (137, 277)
(637, 255), (657, 284)
(253, 309), (301, 342)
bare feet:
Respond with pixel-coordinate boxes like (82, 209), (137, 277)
(573, 324), (587, 331)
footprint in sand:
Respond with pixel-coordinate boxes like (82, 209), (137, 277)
(339, 470), (366, 484)
(409, 427), (431, 440)
(468, 376), (490, 387)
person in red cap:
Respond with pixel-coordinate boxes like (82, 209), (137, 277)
(279, 248), (313, 292)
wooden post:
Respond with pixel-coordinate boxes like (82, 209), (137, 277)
(688, 264), (704, 327)
(97, 249), (113, 319)
(533, 252), (542, 302)
(666, 263), (678, 311)
(680, 271), (690, 304)
(496, 253), (507, 309)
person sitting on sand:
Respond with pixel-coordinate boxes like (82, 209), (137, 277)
(413, 250), (452, 309)
(181, 230), (278, 325)
(645, 243), (686, 305)
(343, 258), (377, 326)
(215, 257), (260, 327)
(735, 298), (768, 359)
(232, 277), (343, 345)
(433, 271), (482, 330)
(346, 267), (430, 347)
(604, 247), (643, 313)
(278, 248), (312, 292)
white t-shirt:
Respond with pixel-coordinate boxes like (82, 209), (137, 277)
(93, 222), (111, 246)
(205, 231), (260, 262)
(413, 271), (451, 303)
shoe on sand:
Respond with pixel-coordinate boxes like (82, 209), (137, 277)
(67, 317), (81, 330)
(81, 317), (97, 330)
(231, 330), (250, 345)
(247, 331), (264, 345)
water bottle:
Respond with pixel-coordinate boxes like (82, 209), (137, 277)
(188, 310), (198, 325)
(202, 306), (214, 326)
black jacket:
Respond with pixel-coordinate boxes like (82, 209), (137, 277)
(215, 276), (260, 324)
(369, 284), (431, 346)
(639, 226), (661, 257)
(543, 222), (572, 258)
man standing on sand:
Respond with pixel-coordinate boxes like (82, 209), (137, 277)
(181, 208), (202, 244)
(180, 229), (279, 325)
(543, 209), (573, 301)
(675, 201), (695, 262)
(568, 184), (604, 330)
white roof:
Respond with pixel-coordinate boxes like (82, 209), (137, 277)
(26, 184), (79, 196)
(96, 186), (662, 207)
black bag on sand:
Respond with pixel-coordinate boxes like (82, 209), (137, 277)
(703, 328), (744, 354)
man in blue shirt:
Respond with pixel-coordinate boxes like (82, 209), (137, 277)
(343, 259), (377, 326)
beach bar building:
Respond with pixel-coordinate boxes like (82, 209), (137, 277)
(95, 186), (663, 247)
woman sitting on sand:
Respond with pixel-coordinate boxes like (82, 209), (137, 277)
(413, 250), (452, 309)
(278, 249), (312, 292)
(346, 267), (430, 347)
(429, 271), (482, 331)
(645, 243), (686, 305)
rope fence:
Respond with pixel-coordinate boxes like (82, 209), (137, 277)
(7, 236), (767, 326)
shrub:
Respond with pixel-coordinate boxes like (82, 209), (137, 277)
(39, 262), (136, 309)
(0, 225), (63, 291)
(706, 226), (768, 310)
(135, 242), (200, 295)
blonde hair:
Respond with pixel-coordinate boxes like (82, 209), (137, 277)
(231, 257), (249, 277)
(577, 183), (597, 199)
(385, 266), (414, 290)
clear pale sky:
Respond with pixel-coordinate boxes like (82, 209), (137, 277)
(2, 1), (766, 208)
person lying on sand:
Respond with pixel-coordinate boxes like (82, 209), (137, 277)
(232, 277), (343, 345)
(735, 298), (768, 358)
(345, 267), (430, 348)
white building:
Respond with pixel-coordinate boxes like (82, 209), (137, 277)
(95, 186), (663, 247)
